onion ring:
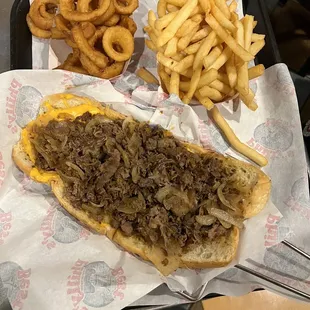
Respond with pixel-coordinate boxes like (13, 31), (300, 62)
(103, 14), (120, 26)
(119, 16), (137, 35)
(56, 50), (88, 74)
(72, 24), (109, 69)
(39, 4), (57, 19)
(60, 0), (111, 22)
(66, 22), (97, 48)
(80, 52), (124, 78)
(113, 0), (138, 15)
(29, 0), (58, 30)
(102, 26), (134, 61)
(26, 14), (52, 39)
(93, 0), (115, 26)
(51, 28), (66, 39)
(55, 14), (71, 33)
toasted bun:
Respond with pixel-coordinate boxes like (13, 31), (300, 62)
(12, 93), (271, 275)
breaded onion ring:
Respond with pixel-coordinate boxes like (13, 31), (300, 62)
(26, 14), (52, 39)
(29, 0), (58, 30)
(39, 3), (57, 19)
(103, 14), (120, 26)
(55, 14), (71, 33)
(51, 28), (66, 39)
(66, 22), (97, 48)
(71, 24), (109, 69)
(80, 52), (124, 78)
(119, 16), (137, 35)
(93, 0), (116, 26)
(113, 0), (138, 15)
(56, 50), (88, 74)
(60, 0), (111, 22)
(102, 26), (134, 61)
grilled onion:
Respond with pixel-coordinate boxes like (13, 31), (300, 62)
(208, 207), (244, 229)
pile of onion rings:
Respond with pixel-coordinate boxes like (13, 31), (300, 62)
(27, 0), (138, 79)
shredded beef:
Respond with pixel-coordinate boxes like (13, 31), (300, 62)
(31, 112), (246, 254)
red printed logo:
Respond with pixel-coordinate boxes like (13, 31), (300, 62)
(0, 209), (12, 245)
(67, 259), (126, 309)
(264, 214), (290, 247)
(40, 198), (90, 249)
(0, 151), (5, 189)
(0, 261), (31, 310)
(247, 118), (294, 160)
(6, 79), (21, 134)
(284, 177), (310, 221)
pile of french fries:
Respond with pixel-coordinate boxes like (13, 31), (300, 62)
(141, 0), (268, 166)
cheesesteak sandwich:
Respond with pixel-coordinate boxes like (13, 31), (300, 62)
(12, 94), (271, 275)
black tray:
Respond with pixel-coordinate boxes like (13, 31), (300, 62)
(10, 0), (281, 70)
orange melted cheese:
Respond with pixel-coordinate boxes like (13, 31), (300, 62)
(22, 103), (106, 184)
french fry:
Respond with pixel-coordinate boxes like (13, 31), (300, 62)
(225, 54), (237, 88)
(182, 65), (203, 104)
(253, 20), (257, 28)
(198, 0), (211, 13)
(148, 10), (161, 37)
(217, 72), (230, 85)
(209, 107), (268, 166)
(164, 37), (178, 57)
(172, 53), (185, 61)
(251, 33), (265, 42)
(229, 0), (237, 12)
(209, 79), (233, 95)
(180, 68), (193, 78)
(231, 12), (239, 22)
(165, 67), (172, 74)
(157, 0), (167, 18)
(203, 45), (223, 69)
(167, 4), (179, 12)
(145, 39), (157, 52)
(211, 3), (236, 33)
(191, 14), (204, 23)
(180, 68), (217, 91)
(233, 19), (244, 66)
(193, 31), (216, 70)
(214, 0), (230, 19)
(137, 67), (159, 85)
(198, 68), (218, 88)
(209, 46), (232, 70)
(234, 19), (244, 47)
(248, 64), (265, 80)
(173, 54), (195, 73)
(237, 62), (249, 96)
(190, 26), (211, 42)
(250, 40), (265, 56)
(184, 40), (203, 54)
(157, 0), (199, 47)
(195, 91), (214, 109)
(158, 65), (171, 93)
(212, 36), (224, 47)
(170, 71), (180, 96)
(166, 0), (187, 6)
(243, 15), (254, 51)
(157, 52), (179, 71)
(155, 11), (178, 31)
(177, 25), (200, 51)
(205, 14), (254, 62)
(199, 85), (224, 101)
(176, 19), (195, 37)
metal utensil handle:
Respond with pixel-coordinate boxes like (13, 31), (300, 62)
(235, 264), (310, 300)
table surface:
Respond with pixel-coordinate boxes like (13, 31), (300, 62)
(1, 0), (14, 73)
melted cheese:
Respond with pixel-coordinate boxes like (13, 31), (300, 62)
(21, 104), (105, 184)
(30, 168), (59, 183)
